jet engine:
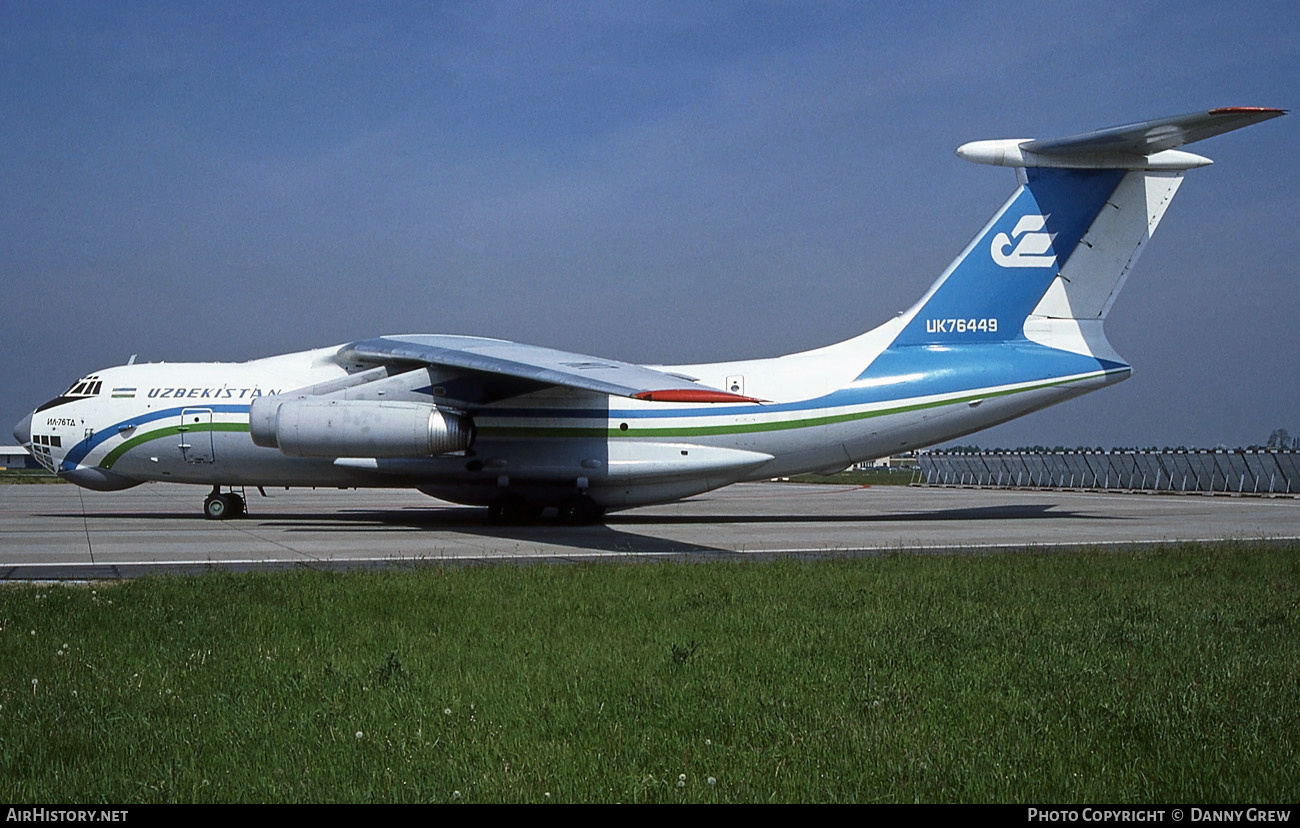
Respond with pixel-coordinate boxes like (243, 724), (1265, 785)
(249, 398), (474, 458)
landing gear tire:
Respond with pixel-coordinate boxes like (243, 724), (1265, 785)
(204, 493), (229, 520)
(558, 494), (604, 525)
(203, 491), (245, 520)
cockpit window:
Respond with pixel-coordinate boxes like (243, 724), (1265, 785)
(62, 376), (102, 398)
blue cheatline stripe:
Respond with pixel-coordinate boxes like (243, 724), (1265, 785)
(852, 341), (1126, 387)
(481, 343), (1125, 421)
(477, 366), (1130, 439)
(62, 404), (251, 470)
(69, 342), (1126, 469)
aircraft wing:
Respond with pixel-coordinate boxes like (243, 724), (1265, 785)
(339, 334), (760, 403)
(1021, 107), (1285, 155)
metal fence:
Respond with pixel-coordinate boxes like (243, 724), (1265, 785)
(917, 450), (1300, 494)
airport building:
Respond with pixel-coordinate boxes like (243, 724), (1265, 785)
(918, 449), (1299, 494)
(0, 445), (38, 470)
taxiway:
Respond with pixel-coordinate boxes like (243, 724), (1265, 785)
(1, 481), (1297, 579)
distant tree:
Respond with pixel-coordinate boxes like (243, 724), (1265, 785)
(1267, 428), (1294, 449)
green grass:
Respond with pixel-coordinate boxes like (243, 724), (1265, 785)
(1, 543), (1297, 803)
(0, 469), (62, 483)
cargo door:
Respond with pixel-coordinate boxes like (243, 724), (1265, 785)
(179, 408), (214, 464)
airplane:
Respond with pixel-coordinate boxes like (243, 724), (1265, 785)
(13, 107), (1285, 524)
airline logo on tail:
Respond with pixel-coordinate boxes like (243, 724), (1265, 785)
(992, 214), (1057, 268)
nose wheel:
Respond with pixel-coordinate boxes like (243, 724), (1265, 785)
(203, 487), (246, 520)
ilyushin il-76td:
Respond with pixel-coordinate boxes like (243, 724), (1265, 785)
(14, 107), (1284, 523)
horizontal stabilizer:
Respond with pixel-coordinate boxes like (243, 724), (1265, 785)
(957, 107), (1285, 170)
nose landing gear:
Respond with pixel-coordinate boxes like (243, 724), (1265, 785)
(203, 486), (246, 520)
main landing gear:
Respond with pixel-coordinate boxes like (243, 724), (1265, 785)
(203, 486), (246, 520)
(487, 493), (537, 525)
(557, 494), (604, 525)
(487, 493), (605, 525)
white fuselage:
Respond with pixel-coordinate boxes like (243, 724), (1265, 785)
(21, 325), (1124, 509)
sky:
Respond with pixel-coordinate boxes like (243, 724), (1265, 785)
(3, 1), (1296, 449)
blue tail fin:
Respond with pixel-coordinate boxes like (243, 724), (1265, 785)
(892, 108), (1285, 349)
(893, 167), (1125, 346)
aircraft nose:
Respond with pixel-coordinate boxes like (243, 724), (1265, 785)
(13, 411), (32, 445)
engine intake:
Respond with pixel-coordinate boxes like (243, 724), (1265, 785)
(249, 398), (473, 458)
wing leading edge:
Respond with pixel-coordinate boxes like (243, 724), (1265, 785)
(339, 335), (761, 403)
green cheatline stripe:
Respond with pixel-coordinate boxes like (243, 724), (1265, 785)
(101, 422), (249, 470)
(95, 369), (1121, 466)
(478, 370), (1118, 439)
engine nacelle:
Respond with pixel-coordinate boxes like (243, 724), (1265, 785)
(249, 398), (473, 458)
